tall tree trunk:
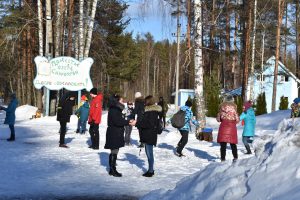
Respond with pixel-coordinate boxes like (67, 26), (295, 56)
(67, 0), (74, 56)
(249, 0), (257, 100)
(84, 0), (98, 58)
(78, 0), (84, 60)
(26, 29), (32, 104)
(283, 2), (288, 65)
(55, 0), (61, 57)
(233, 10), (239, 88)
(296, 0), (300, 96)
(194, 0), (206, 129)
(36, 0), (43, 109)
(272, 0), (285, 112)
(241, 0), (253, 101)
(225, 0), (232, 90)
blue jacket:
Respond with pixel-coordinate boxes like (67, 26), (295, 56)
(3, 97), (18, 125)
(179, 106), (198, 132)
(75, 101), (90, 122)
(240, 107), (256, 136)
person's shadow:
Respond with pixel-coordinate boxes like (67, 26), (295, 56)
(98, 152), (109, 172)
(65, 137), (75, 144)
(157, 142), (176, 154)
(186, 147), (217, 161)
(123, 153), (146, 172)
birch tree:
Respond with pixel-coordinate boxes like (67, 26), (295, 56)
(84, 0), (98, 58)
(78, 0), (84, 60)
(194, 0), (206, 129)
(249, 0), (257, 100)
(271, 0), (285, 112)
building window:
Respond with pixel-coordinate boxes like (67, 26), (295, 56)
(285, 75), (289, 82)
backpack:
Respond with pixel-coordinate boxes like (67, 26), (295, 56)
(171, 110), (186, 128)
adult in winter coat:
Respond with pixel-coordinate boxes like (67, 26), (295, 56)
(75, 95), (90, 134)
(240, 101), (256, 154)
(216, 95), (240, 162)
(88, 88), (103, 150)
(124, 101), (134, 145)
(137, 95), (162, 177)
(158, 96), (168, 128)
(132, 92), (145, 147)
(57, 91), (77, 148)
(0, 93), (18, 141)
(104, 94), (135, 177)
(175, 100), (199, 157)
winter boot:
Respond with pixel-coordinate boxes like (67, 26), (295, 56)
(109, 154), (122, 177)
(75, 129), (80, 133)
(7, 133), (15, 142)
(245, 145), (252, 154)
(142, 171), (155, 177)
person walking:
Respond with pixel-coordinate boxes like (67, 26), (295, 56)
(0, 93), (18, 141)
(124, 101), (134, 145)
(88, 88), (103, 150)
(240, 101), (256, 154)
(216, 95), (240, 162)
(132, 92), (145, 148)
(136, 95), (162, 177)
(75, 95), (90, 134)
(175, 100), (199, 157)
(57, 91), (77, 148)
(158, 96), (168, 128)
(104, 94), (135, 177)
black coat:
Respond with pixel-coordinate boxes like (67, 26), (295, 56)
(137, 105), (162, 146)
(104, 102), (130, 150)
(56, 92), (76, 123)
(132, 97), (144, 122)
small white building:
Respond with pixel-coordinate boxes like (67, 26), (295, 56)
(252, 56), (300, 113)
(172, 89), (195, 107)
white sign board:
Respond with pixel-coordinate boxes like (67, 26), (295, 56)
(33, 56), (93, 91)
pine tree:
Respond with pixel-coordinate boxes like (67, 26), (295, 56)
(235, 96), (243, 115)
(279, 96), (289, 110)
(204, 74), (220, 117)
(256, 92), (267, 115)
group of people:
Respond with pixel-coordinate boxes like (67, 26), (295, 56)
(216, 95), (256, 162)
(0, 88), (272, 177)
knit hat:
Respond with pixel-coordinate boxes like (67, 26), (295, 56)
(135, 92), (142, 98)
(243, 101), (252, 111)
(185, 100), (193, 107)
(81, 95), (87, 101)
(90, 88), (97, 95)
(224, 95), (234, 102)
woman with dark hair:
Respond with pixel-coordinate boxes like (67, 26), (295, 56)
(57, 91), (77, 148)
(136, 95), (162, 177)
(104, 94), (135, 177)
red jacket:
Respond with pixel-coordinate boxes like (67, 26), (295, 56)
(88, 94), (103, 124)
(216, 102), (239, 144)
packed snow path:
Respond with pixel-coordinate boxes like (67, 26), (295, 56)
(0, 106), (291, 199)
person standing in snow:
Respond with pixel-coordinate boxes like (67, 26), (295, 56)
(158, 96), (168, 128)
(240, 101), (256, 154)
(132, 92), (145, 148)
(216, 95), (240, 162)
(124, 101), (134, 146)
(174, 100), (199, 157)
(104, 94), (136, 177)
(0, 93), (18, 141)
(88, 88), (103, 150)
(56, 91), (77, 148)
(136, 95), (162, 177)
(75, 95), (90, 134)
(290, 97), (300, 118)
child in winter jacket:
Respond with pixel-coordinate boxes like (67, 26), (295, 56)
(75, 95), (90, 134)
(124, 101), (134, 145)
(240, 101), (256, 154)
(175, 100), (199, 157)
(290, 98), (300, 118)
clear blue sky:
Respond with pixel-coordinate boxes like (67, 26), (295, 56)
(125, 0), (186, 41)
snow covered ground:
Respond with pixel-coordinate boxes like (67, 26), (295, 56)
(0, 105), (298, 199)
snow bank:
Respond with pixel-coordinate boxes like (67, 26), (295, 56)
(15, 105), (38, 121)
(142, 118), (300, 200)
